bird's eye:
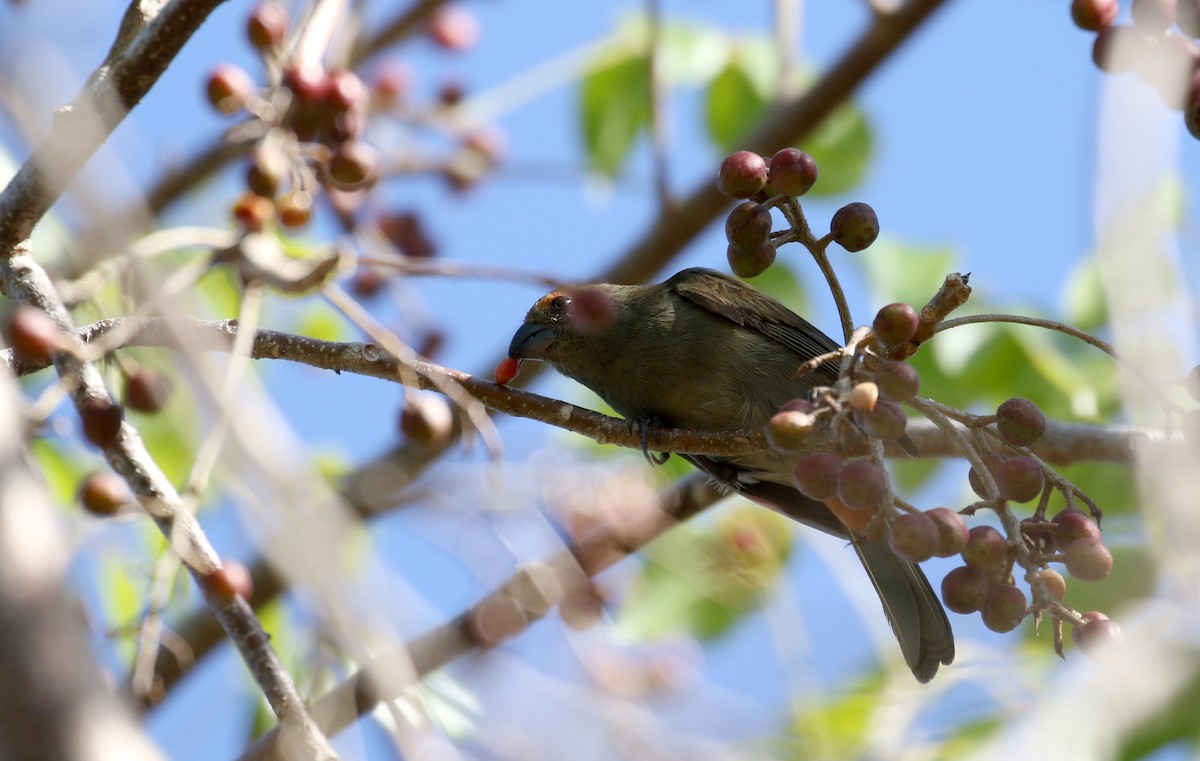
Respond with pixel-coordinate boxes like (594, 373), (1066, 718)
(549, 294), (571, 315)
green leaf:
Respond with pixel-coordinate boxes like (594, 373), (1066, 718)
(295, 302), (349, 343)
(705, 58), (768, 151)
(852, 237), (959, 309)
(1062, 257), (1108, 332)
(781, 679), (882, 761)
(617, 505), (793, 641)
(30, 439), (90, 509)
(803, 103), (872, 197)
(580, 49), (651, 176)
(704, 40), (775, 150)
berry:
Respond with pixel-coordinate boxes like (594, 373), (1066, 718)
(836, 459), (888, 510)
(872, 303), (918, 347)
(941, 565), (989, 614)
(888, 511), (939, 563)
(247, 2), (288, 51)
(276, 190), (314, 228)
(765, 410), (815, 452)
(378, 211), (436, 258)
(926, 507), (969, 558)
(350, 268), (388, 299)
(792, 453), (843, 500)
(982, 584), (1027, 633)
(428, 5), (481, 51)
(848, 381), (879, 411)
(1132, 0), (1178, 30)
(962, 525), (1007, 579)
(125, 369), (172, 414)
(822, 495), (876, 535)
(326, 141), (379, 189)
(778, 398), (816, 414)
(1073, 611), (1124, 653)
(79, 396), (123, 448)
(324, 69), (366, 114)
(1064, 537), (1114, 581)
(205, 63), (256, 115)
(1052, 508), (1101, 550)
(724, 202), (772, 250)
(495, 356), (521, 385)
(767, 148), (818, 197)
(283, 60), (329, 104)
(995, 398), (1046, 447)
(1072, 0), (1119, 30)
(206, 560), (254, 601)
(1035, 568), (1067, 601)
(246, 148), (286, 198)
(726, 241), (776, 278)
(994, 456), (1044, 503)
(874, 360), (919, 401)
(717, 151), (769, 199)
(6, 306), (63, 364)
(78, 471), (131, 516)
(967, 453), (1001, 499)
(372, 59), (414, 105)
(231, 191), (274, 232)
(399, 393), (453, 447)
(862, 398), (907, 441)
(1093, 26), (1140, 74)
(829, 202), (879, 252)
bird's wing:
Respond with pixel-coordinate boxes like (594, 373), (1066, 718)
(668, 268), (842, 376)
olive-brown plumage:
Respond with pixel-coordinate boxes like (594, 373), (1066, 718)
(508, 267), (953, 682)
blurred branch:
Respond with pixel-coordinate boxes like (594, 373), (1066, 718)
(0, 371), (164, 761)
(0, 0), (232, 248)
(0, 249), (338, 760)
(238, 472), (724, 761)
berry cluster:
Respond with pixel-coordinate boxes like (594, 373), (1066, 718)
(1072, 0), (1200, 136)
(716, 149), (878, 278)
(206, 3), (500, 256)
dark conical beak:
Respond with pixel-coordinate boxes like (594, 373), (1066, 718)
(508, 322), (556, 359)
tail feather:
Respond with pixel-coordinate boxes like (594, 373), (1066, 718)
(685, 459), (955, 683)
(853, 539), (954, 683)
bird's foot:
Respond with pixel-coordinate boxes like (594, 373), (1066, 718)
(632, 417), (670, 466)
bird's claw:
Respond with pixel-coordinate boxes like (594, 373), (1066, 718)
(634, 418), (670, 467)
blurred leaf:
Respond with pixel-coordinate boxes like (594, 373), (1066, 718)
(130, 374), (197, 488)
(1059, 542), (1155, 618)
(853, 237), (958, 309)
(31, 439), (90, 508)
(195, 265), (243, 319)
(705, 57), (767, 151)
(804, 103), (872, 197)
(889, 454), (942, 493)
(654, 22), (730, 86)
(295, 302), (349, 343)
(1062, 257), (1108, 332)
(1117, 671), (1200, 761)
(618, 505), (793, 641)
(704, 40), (774, 150)
(580, 48), (650, 176)
(781, 679), (881, 761)
(99, 553), (142, 664)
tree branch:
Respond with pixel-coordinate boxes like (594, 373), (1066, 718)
(0, 0), (232, 248)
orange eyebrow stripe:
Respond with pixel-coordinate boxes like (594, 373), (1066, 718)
(534, 291), (567, 311)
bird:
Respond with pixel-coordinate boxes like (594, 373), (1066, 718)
(506, 266), (953, 682)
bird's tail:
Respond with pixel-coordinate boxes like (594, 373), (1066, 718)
(852, 538), (954, 683)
